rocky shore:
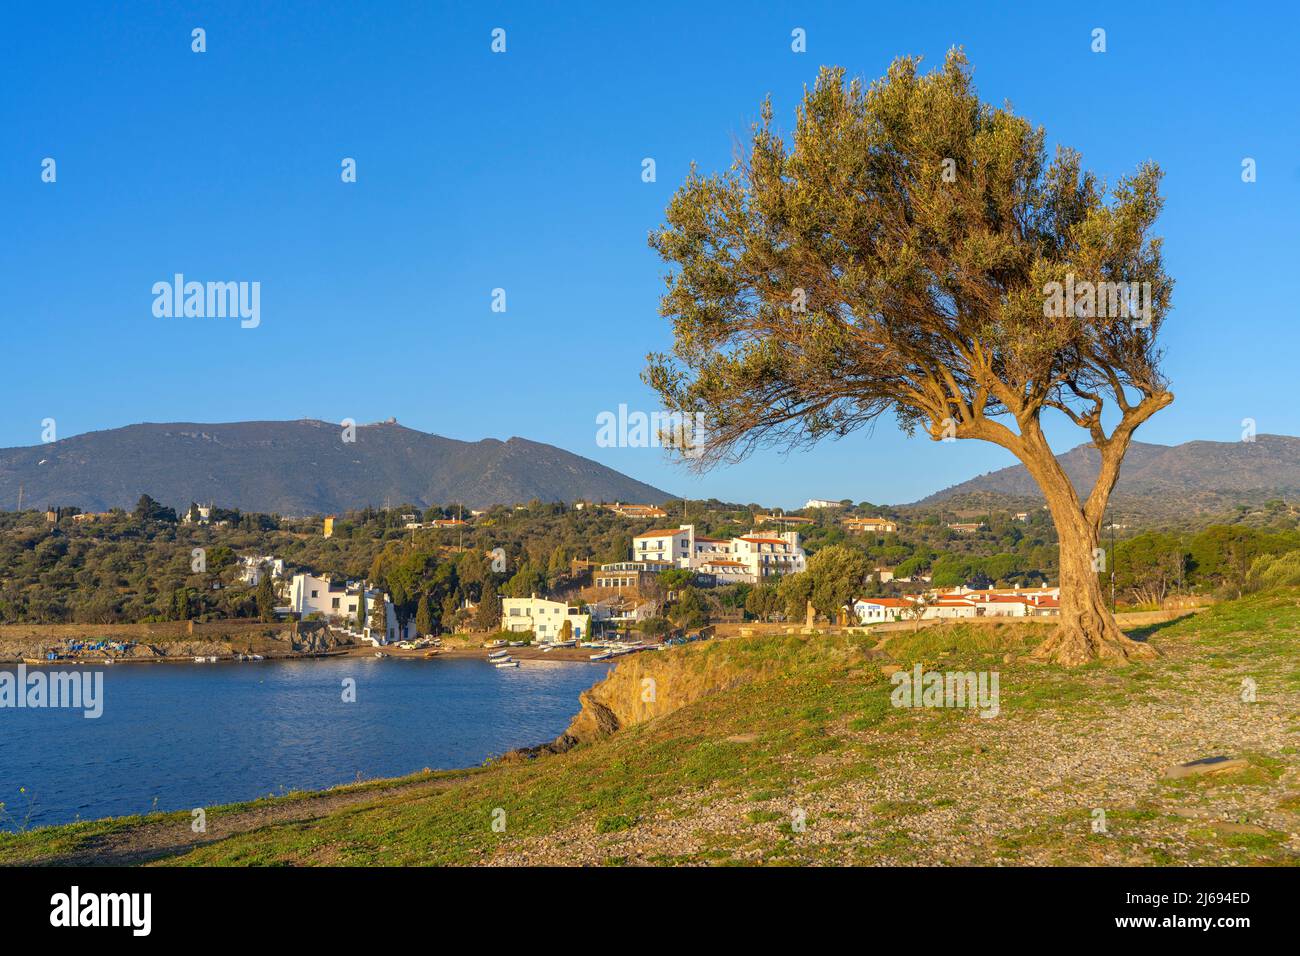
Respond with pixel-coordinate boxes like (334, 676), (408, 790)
(0, 620), (352, 663)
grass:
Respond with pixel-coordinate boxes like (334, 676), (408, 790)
(2, 590), (1299, 866)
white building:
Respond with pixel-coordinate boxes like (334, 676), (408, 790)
(631, 524), (807, 584)
(849, 597), (916, 624)
(501, 594), (591, 642)
(804, 498), (844, 509)
(182, 504), (214, 525)
(238, 555), (285, 586)
(285, 573), (411, 644)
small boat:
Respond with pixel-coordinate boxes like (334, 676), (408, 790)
(374, 651), (389, 658)
(590, 651), (614, 661)
(487, 650), (511, 660)
(541, 645), (554, 653)
(493, 659), (519, 668)
(485, 639), (507, 648)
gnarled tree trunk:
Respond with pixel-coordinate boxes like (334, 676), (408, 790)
(1019, 428), (1157, 666)
(1030, 502), (1154, 665)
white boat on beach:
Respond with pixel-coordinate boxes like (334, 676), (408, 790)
(590, 651), (614, 661)
(493, 658), (519, 668)
(487, 650), (511, 660)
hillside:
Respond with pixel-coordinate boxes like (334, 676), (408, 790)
(918, 435), (1300, 516)
(0, 420), (672, 513)
(4, 592), (1297, 866)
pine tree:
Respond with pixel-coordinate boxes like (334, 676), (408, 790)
(255, 573), (275, 622)
(355, 590), (367, 630)
(369, 591), (388, 639)
(415, 595), (433, 636)
(475, 589), (502, 632)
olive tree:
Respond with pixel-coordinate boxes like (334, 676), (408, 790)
(646, 51), (1172, 665)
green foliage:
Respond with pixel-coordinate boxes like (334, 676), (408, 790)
(1246, 550), (1300, 591)
(474, 589), (502, 632)
(415, 595), (433, 636)
(657, 568), (695, 591)
(669, 587), (710, 629)
(255, 574), (275, 623)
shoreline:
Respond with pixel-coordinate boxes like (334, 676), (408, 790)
(3, 644), (609, 666)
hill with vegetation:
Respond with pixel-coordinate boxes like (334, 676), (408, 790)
(0, 419), (672, 514)
(916, 435), (1300, 519)
(4, 495), (1300, 627)
(2, 590), (1297, 865)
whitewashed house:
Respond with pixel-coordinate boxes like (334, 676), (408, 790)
(285, 573), (411, 644)
(238, 555), (285, 586)
(500, 594), (591, 642)
(849, 597), (916, 624)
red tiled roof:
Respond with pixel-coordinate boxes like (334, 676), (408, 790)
(634, 529), (688, 538)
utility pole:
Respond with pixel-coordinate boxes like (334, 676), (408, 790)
(1109, 514), (1116, 613)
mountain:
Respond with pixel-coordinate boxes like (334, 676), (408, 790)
(0, 420), (674, 514)
(917, 435), (1300, 513)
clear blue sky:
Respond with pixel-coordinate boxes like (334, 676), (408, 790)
(4, 1), (1297, 509)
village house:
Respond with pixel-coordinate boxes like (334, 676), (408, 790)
(238, 555), (285, 586)
(843, 516), (899, 534)
(71, 511), (112, 523)
(500, 594), (591, 642)
(755, 514), (816, 527)
(848, 585), (1061, 625)
(181, 503), (214, 525)
(285, 573), (411, 644)
(947, 521), (985, 534)
(849, 596), (917, 623)
(607, 502), (669, 519)
(804, 498), (844, 509)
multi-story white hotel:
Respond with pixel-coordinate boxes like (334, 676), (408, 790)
(631, 524), (807, 585)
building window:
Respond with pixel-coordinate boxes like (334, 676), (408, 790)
(331, 598), (340, 610)
(310, 590), (318, 599)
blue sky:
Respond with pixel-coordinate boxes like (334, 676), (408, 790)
(3, 1), (1297, 509)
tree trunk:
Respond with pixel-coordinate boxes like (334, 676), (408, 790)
(1030, 495), (1156, 666)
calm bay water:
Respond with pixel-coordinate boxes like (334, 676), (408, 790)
(0, 657), (609, 829)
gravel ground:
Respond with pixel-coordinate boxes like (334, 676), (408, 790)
(484, 639), (1300, 866)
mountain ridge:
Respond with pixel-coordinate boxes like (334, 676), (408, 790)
(0, 419), (674, 514)
(915, 434), (1300, 509)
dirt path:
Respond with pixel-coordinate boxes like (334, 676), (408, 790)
(22, 773), (470, 867)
